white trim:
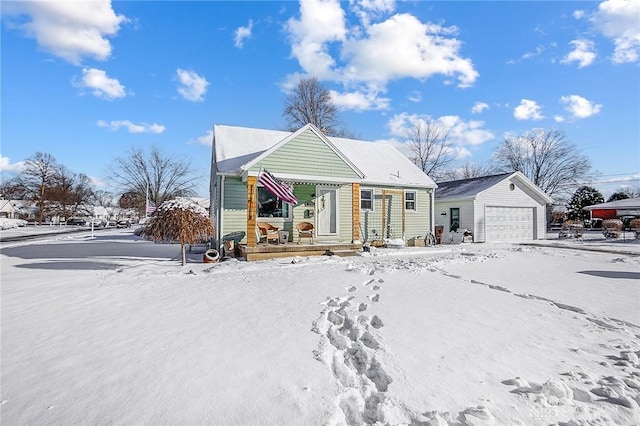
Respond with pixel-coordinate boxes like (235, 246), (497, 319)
(256, 185), (293, 220)
(360, 188), (375, 212)
(404, 190), (417, 212)
(243, 170), (354, 185)
(316, 186), (339, 236)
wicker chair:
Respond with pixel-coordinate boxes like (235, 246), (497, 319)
(257, 222), (279, 244)
(296, 221), (314, 244)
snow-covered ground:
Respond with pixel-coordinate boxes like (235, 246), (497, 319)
(1, 226), (639, 425)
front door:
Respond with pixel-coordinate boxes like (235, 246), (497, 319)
(316, 187), (337, 236)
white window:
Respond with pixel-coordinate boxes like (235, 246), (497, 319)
(360, 189), (373, 211)
(405, 191), (417, 211)
(257, 186), (291, 218)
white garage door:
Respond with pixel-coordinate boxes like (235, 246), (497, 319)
(485, 206), (534, 241)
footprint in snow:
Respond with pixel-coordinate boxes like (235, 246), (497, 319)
(358, 302), (368, 312)
(348, 285), (358, 292)
(371, 315), (384, 329)
(369, 294), (380, 302)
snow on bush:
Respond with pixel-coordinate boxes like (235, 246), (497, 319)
(0, 218), (27, 230)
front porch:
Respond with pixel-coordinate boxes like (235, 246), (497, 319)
(240, 241), (363, 262)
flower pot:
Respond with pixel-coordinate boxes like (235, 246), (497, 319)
(203, 249), (220, 263)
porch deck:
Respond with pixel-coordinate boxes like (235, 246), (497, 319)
(240, 242), (363, 261)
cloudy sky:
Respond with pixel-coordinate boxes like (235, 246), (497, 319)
(1, 0), (638, 198)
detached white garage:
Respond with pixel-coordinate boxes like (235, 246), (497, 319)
(435, 172), (553, 243)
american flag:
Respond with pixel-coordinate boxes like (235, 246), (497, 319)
(258, 169), (297, 205)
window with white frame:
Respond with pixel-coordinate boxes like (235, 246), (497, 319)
(257, 186), (291, 218)
(405, 191), (417, 211)
(360, 189), (373, 211)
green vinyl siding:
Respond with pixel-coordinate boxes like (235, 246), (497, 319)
(338, 185), (353, 241)
(404, 189), (431, 239)
(358, 186), (432, 242)
(248, 129), (360, 179)
(221, 177), (249, 243)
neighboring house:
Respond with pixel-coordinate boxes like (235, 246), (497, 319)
(583, 197), (640, 220)
(0, 200), (18, 218)
(434, 172), (553, 243)
(210, 123), (437, 249)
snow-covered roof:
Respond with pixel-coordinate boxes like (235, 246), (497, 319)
(435, 173), (513, 200)
(213, 124), (437, 188)
(435, 172), (553, 204)
(583, 197), (640, 210)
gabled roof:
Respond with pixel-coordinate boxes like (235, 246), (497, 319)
(213, 124), (437, 188)
(435, 171), (553, 204)
(584, 197), (640, 210)
(242, 124), (364, 179)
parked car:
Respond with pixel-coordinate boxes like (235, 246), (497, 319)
(90, 218), (107, 227)
(116, 220), (131, 228)
(66, 218), (86, 226)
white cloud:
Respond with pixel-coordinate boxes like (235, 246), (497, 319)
(513, 99), (544, 120)
(554, 115), (566, 123)
(592, 0), (640, 63)
(522, 45), (544, 60)
(285, 0), (347, 79)
(341, 14), (478, 87)
(234, 20), (253, 48)
(573, 10), (586, 19)
(195, 129), (214, 146)
(284, 0), (478, 111)
(408, 91), (422, 103)
(176, 69), (209, 102)
(560, 94), (602, 118)
(329, 88), (390, 111)
(74, 68), (126, 100)
(471, 101), (489, 114)
(97, 120), (165, 134)
(2, 0), (126, 65)
(387, 112), (494, 149)
(0, 156), (25, 173)
(562, 39), (597, 68)
(350, 0), (396, 26)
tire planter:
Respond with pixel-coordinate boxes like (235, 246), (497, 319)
(203, 249), (220, 263)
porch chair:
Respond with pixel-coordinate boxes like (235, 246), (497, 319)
(257, 222), (279, 244)
(296, 221), (314, 244)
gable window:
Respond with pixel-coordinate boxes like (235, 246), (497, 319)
(360, 189), (373, 211)
(450, 207), (460, 232)
(405, 191), (417, 211)
(257, 186), (290, 218)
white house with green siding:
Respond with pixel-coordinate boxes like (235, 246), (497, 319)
(209, 123), (437, 251)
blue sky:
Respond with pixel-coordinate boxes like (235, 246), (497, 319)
(2, 0), (639, 199)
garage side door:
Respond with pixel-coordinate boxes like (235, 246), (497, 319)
(485, 206), (534, 241)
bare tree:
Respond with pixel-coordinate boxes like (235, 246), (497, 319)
(493, 129), (591, 198)
(92, 189), (115, 207)
(0, 176), (28, 200)
(21, 152), (60, 224)
(440, 161), (493, 182)
(107, 146), (200, 216)
(406, 118), (456, 182)
(283, 77), (350, 137)
(48, 166), (96, 219)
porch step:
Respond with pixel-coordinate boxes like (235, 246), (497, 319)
(325, 249), (359, 257)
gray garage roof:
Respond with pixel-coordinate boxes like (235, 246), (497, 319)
(583, 197), (640, 210)
(435, 173), (513, 200)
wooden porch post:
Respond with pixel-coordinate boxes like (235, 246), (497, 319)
(352, 183), (360, 242)
(247, 176), (257, 247)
